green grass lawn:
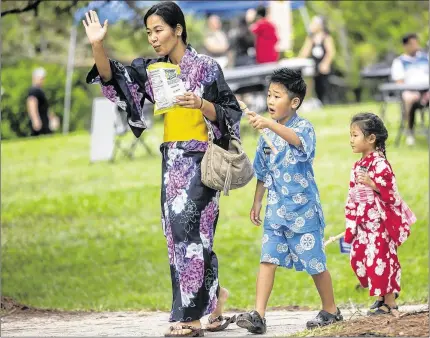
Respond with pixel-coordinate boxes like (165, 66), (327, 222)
(2, 103), (428, 312)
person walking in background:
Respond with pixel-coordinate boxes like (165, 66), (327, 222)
(391, 33), (429, 146)
(27, 68), (58, 136)
(299, 16), (335, 105)
(249, 6), (279, 64)
(83, 2), (241, 336)
(228, 16), (255, 67)
(345, 113), (416, 315)
(203, 14), (230, 69)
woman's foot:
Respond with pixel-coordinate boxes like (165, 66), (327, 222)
(165, 320), (202, 337)
(205, 287), (229, 330)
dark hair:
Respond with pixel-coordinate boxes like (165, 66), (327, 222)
(270, 68), (307, 109)
(144, 1), (187, 44)
(402, 33), (418, 45)
(319, 16), (330, 35)
(351, 112), (388, 158)
(256, 6), (267, 18)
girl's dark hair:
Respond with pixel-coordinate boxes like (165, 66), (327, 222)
(351, 112), (388, 158)
(143, 1), (187, 44)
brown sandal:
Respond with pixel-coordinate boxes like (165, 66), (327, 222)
(165, 325), (204, 337)
(205, 315), (236, 332)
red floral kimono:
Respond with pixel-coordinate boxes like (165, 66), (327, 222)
(344, 152), (416, 296)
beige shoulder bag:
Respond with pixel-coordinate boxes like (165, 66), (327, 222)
(201, 119), (254, 196)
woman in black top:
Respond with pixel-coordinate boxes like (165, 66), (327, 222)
(299, 16), (335, 105)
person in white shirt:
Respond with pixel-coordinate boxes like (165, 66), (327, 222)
(391, 33), (429, 146)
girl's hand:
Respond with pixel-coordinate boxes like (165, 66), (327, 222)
(250, 202), (263, 226)
(356, 171), (375, 189)
(248, 111), (272, 130)
(83, 10), (108, 45)
(175, 92), (203, 109)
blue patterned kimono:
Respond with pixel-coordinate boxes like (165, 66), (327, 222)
(86, 45), (242, 322)
(253, 113), (325, 233)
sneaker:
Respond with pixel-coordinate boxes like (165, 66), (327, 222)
(406, 135), (415, 146)
(306, 308), (343, 329)
(236, 310), (267, 334)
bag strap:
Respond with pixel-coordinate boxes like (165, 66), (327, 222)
(203, 115), (240, 144)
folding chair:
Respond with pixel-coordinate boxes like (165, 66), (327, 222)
(111, 109), (154, 161)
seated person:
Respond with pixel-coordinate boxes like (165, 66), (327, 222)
(391, 33), (429, 146)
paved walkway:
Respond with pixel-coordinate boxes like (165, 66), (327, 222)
(2, 304), (427, 337)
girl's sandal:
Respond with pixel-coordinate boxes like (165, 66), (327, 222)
(205, 315), (236, 332)
(368, 303), (398, 316)
(369, 293), (399, 310)
(165, 325), (204, 337)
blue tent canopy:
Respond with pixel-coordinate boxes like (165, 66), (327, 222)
(177, 1), (305, 17)
(74, 1), (305, 25)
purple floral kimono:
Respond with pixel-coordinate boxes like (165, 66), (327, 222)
(86, 45), (242, 322)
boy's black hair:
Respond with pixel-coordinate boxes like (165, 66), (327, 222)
(402, 33), (418, 45)
(351, 112), (388, 158)
(269, 68), (307, 109)
(256, 6), (266, 18)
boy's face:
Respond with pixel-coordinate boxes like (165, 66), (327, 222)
(266, 82), (300, 124)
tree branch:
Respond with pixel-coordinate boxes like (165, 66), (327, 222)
(1, 0), (44, 17)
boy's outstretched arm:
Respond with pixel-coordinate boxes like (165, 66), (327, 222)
(268, 122), (301, 147)
(250, 180), (266, 226)
(248, 112), (301, 146)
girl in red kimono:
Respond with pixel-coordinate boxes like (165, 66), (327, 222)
(345, 113), (416, 315)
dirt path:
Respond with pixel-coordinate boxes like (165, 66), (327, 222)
(2, 304), (427, 337)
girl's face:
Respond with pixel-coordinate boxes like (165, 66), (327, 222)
(146, 14), (181, 56)
(350, 123), (376, 155)
(266, 82), (300, 125)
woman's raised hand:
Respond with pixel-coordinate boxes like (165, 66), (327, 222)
(82, 10), (108, 45)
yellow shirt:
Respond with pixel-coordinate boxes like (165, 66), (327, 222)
(162, 106), (208, 142)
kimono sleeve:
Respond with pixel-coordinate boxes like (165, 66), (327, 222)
(290, 120), (316, 162)
(253, 137), (268, 183)
(344, 166), (358, 243)
(86, 58), (157, 138)
(202, 59), (242, 149)
(370, 158), (399, 205)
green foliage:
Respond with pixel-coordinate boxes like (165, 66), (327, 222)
(2, 103), (428, 311)
(1, 59), (93, 139)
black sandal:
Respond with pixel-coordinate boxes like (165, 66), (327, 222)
(236, 310), (267, 334)
(368, 303), (397, 316)
(165, 325), (204, 337)
(205, 315), (236, 332)
(369, 293), (399, 310)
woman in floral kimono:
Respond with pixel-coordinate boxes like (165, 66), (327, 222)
(83, 2), (241, 336)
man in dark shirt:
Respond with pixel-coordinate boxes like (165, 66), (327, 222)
(27, 68), (52, 136)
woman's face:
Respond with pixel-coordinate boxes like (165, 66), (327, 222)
(146, 14), (181, 56)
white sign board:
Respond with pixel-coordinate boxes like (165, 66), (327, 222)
(90, 97), (116, 162)
(269, 0), (292, 52)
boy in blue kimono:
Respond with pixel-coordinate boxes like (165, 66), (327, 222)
(236, 68), (342, 334)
